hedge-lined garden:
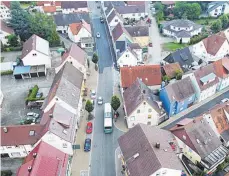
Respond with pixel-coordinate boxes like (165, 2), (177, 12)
(26, 85), (45, 103)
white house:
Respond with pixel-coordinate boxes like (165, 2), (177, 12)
(21, 35), (51, 69)
(207, 2), (229, 17)
(0, 1), (11, 20)
(55, 43), (87, 79)
(68, 20), (91, 43)
(162, 19), (202, 43)
(123, 79), (166, 128)
(192, 33), (229, 62)
(182, 64), (219, 103)
(115, 5), (147, 21)
(213, 57), (229, 91)
(117, 47), (138, 67)
(0, 20), (14, 45)
(118, 124), (185, 176)
(107, 9), (124, 30)
(61, 1), (88, 14)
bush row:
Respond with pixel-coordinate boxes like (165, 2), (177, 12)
(1, 70), (13, 75)
(26, 85), (39, 101)
(189, 33), (208, 45)
(3, 46), (22, 52)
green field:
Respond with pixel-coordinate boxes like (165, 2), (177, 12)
(162, 42), (188, 52)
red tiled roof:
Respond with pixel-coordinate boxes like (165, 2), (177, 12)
(202, 34), (227, 56)
(17, 141), (69, 176)
(43, 6), (56, 13)
(163, 62), (183, 78)
(1, 20), (14, 34)
(120, 65), (162, 88)
(1, 125), (44, 146)
(69, 23), (82, 35)
(213, 57), (229, 79)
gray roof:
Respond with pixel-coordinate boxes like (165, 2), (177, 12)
(115, 5), (145, 14)
(116, 41), (127, 53)
(207, 2), (228, 13)
(165, 77), (196, 102)
(107, 9), (116, 23)
(105, 3), (113, 16)
(104, 1), (125, 7)
(61, 1), (87, 9)
(53, 13), (90, 26)
(123, 78), (162, 116)
(118, 124), (185, 176)
(163, 19), (199, 28)
(125, 26), (149, 37)
(163, 47), (195, 72)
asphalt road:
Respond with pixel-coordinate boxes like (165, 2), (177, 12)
(163, 89), (229, 130)
(88, 2), (124, 176)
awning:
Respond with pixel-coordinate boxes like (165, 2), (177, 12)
(13, 66), (31, 75)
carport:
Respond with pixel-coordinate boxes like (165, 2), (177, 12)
(13, 66), (31, 79)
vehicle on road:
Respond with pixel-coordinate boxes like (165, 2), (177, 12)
(86, 122), (93, 134)
(96, 32), (100, 38)
(104, 103), (113, 134)
(97, 5), (100, 9)
(100, 17), (104, 23)
(27, 112), (39, 118)
(84, 138), (91, 152)
(221, 98), (229, 103)
(97, 96), (103, 105)
(91, 90), (96, 99)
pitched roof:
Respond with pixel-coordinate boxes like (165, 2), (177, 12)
(53, 13), (90, 26)
(163, 47), (195, 72)
(61, 1), (87, 9)
(120, 65), (162, 88)
(123, 78), (162, 116)
(193, 64), (219, 91)
(118, 124), (184, 176)
(126, 1), (145, 6)
(1, 20), (14, 34)
(116, 41), (127, 53)
(128, 43), (141, 50)
(202, 33), (228, 56)
(69, 20), (91, 36)
(170, 117), (225, 159)
(1, 1), (10, 8)
(162, 62), (183, 78)
(207, 2), (228, 13)
(213, 57), (229, 79)
(115, 5), (145, 14)
(1, 125), (44, 146)
(161, 1), (175, 5)
(112, 23), (132, 42)
(17, 141), (69, 176)
(43, 6), (56, 13)
(125, 26), (149, 37)
(165, 77), (195, 102)
(61, 43), (86, 66)
(21, 34), (50, 59)
(37, 1), (61, 6)
(105, 3), (114, 16)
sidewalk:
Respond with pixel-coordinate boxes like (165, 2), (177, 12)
(115, 147), (125, 176)
(71, 62), (98, 176)
(159, 86), (229, 128)
(113, 70), (128, 132)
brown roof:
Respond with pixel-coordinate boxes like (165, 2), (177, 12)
(126, 1), (145, 6)
(118, 124), (184, 176)
(163, 62), (183, 78)
(37, 1), (61, 6)
(202, 33), (227, 56)
(112, 23), (132, 42)
(123, 78), (162, 116)
(69, 20), (91, 35)
(194, 64), (219, 91)
(161, 1), (175, 5)
(61, 43), (86, 66)
(213, 57), (229, 79)
(120, 65), (162, 88)
(1, 20), (14, 34)
(1, 1), (10, 8)
(43, 6), (56, 13)
(170, 117), (222, 158)
(1, 125), (44, 146)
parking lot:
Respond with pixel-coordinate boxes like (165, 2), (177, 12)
(1, 158), (24, 176)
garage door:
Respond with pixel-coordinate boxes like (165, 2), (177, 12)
(14, 74), (22, 79)
(38, 72), (45, 77)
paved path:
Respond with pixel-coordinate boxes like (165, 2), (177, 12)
(115, 147), (124, 176)
(160, 86), (229, 130)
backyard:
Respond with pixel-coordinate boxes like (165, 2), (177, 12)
(162, 42), (189, 52)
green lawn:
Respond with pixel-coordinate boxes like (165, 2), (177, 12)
(194, 18), (218, 26)
(162, 42), (188, 52)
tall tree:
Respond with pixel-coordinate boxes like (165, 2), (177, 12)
(7, 34), (19, 47)
(211, 20), (222, 33)
(85, 100), (94, 114)
(111, 96), (121, 112)
(220, 14), (229, 29)
(154, 2), (164, 12)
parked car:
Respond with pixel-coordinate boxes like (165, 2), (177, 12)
(86, 122), (93, 134)
(97, 96), (103, 105)
(84, 138), (91, 152)
(96, 32), (100, 38)
(97, 5), (100, 9)
(27, 112), (39, 118)
(100, 17), (104, 23)
(36, 92), (43, 98)
(221, 98), (229, 103)
(91, 90), (96, 99)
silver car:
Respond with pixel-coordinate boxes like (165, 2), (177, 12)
(96, 32), (100, 38)
(97, 97), (103, 105)
(27, 112), (39, 118)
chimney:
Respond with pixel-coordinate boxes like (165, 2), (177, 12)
(49, 114), (53, 118)
(3, 127), (7, 133)
(28, 166), (32, 172)
(33, 153), (37, 158)
(142, 90), (146, 94)
(155, 142), (160, 149)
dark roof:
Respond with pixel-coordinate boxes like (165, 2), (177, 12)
(104, 1), (125, 7)
(118, 124), (184, 176)
(125, 26), (149, 37)
(163, 47), (195, 72)
(116, 41), (127, 53)
(194, 64), (219, 91)
(61, 1), (87, 9)
(123, 78), (162, 116)
(112, 23), (131, 41)
(105, 3), (114, 16)
(53, 13), (90, 26)
(107, 9), (116, 23)
(165, 77), (195, 102)
(207, 2), (228, 13)
(115, 5), (145, 14)
(1, 20), (14, 34)
(162, 62), (183, 78)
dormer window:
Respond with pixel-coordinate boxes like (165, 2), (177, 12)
(29, 130), (35, 136)
(33, 53), (37, 56)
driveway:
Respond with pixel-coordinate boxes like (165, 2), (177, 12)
(1, 51), (22, 62)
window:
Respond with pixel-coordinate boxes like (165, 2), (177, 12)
(11, 152), (21, 157)
(130, 116), (135, 121)
(148, 115), (151, 119)
(137, 109), (140, 113)
(32, 53), (37, 56)
(138, 13), (141, 16)
(147, 122), (151, 125)
(148, 109), (152, 113)
(29, 130), (35, 136)
(188, 96), (192, 101)
(132, 13), (135, 16)
(115, 19), (118, 22)
(126, 54), (129, 57)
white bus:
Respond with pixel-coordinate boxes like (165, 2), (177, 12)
(104, 103), (113, 133)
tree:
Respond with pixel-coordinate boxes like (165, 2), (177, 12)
(186, 3), (201, 20)
(111, 95), (121, 112)
(162, 75), (171, 82)
(220, 14), (229, 29)
(7, 34), (19, 47)
(156, 11), (164, 22)
(92, 53), (98, 64)
(154, 2), (164, 11)
(211, 19), (222, 33)
(175, 70), (183, 80)
(85, 100), (94, 114)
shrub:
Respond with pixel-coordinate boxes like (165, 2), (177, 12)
(1, 170), (13, 176)
(3, 46), (22, 52)
(26, 85), (39, 101)
(95, 64), (98, 71)
(189, 33), (208, 45)
(162, 75), (171, 82)
(1, 70), (13, 75)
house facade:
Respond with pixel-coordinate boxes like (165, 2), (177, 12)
(61, 1), (88, 14)
(123, 79), (166, 128)
(117, 48), (138, 67)
(207, 2), (229, 17)
(0, 20), (14, 45)
(160, 77), (196, 117)
(192, 33), (229, 62)
(0, 1), (11, 20)
(107, 9), (123, 29)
